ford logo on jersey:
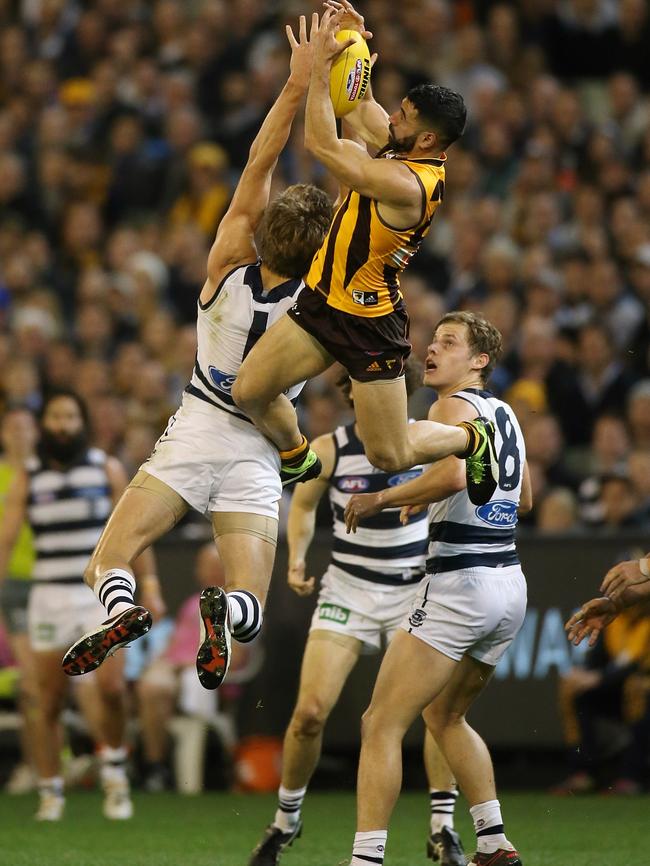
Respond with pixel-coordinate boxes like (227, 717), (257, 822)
(338, 477), (370, 493)
(475, 500), (518, 526)
(208, 366), (236, 394)
(387, 470), (422, 487)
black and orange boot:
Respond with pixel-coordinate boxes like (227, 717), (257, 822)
(62, 606), (152, 676)
(196, 585), (231, 690)
(468, 849), (522, 866)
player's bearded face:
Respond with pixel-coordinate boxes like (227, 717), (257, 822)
(388, 123), (419, 153)
(40, 427), (87, 463)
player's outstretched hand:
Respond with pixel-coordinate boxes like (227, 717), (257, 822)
(312, 6), (355, 66)
(399, 504), (426, 525)
(323, 0), (373, 40)
(565, 597), (618, 647)
(286, 13), (319, 88)
(344, 492), (382, 533)
(600, 557), (650, 601)
(288, 560), (316, 597)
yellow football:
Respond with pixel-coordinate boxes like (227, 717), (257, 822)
(329, 30), (371, 118)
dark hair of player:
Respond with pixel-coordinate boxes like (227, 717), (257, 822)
(435, 311), (503, 383)
(258, 184), (333, 279)
(39, 389), (90, 429)
(407, 84), (467, 149)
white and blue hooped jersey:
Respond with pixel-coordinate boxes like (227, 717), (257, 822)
(187, 262), (305, 422)
(328, 423), (428, 586)
(427, 388), (526, 574)
(26, 448), (112, 584)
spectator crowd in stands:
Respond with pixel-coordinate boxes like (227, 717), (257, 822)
(1, 0), (650, 533)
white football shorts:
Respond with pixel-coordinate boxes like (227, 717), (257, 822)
(401, 564), (527, 667)
(309, 564), (421, 654)
(28, 582), (106, 653)
(140, 392), (282, 520)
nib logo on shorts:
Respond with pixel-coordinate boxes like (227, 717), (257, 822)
(408, 608), (427, 628)
(319, 603), (350, 624)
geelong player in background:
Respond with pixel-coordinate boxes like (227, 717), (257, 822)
(343, 313), (532, 866)
(233, 3), (497, 506)
(0, 391), (162, 821)
(60, 17), (332, 691)
(249, 360), (465, 866)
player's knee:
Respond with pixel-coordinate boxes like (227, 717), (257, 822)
(290, 699), (328, 739)
(425, 705), (464, 736)
(360, 705), (382, 741)
(231, 374), (256, 411)
(365, 446), (407, 473)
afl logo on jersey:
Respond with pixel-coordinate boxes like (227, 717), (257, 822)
(387, 470), (422, 487)
(338, 476), (370, 493)
(475, 500), (518, 527)
(208, 366), (236, 394)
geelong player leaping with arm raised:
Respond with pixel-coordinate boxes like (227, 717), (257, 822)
(233, 2), (497, 505)
(60, 16), (333, 688)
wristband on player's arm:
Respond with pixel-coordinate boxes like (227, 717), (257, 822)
(639, 557), (650, 579)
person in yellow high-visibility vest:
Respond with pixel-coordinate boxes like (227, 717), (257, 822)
(0, 406), (38, 794)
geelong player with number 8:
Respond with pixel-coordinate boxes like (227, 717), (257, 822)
(60, 16), (333, 690)
(343, 313), (532, 866)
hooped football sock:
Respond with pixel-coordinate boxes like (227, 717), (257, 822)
(351, 830), (388, 865)
(456, 421), (481, 459)
(227, 590), (263, 643)
(279, 435), (310, 467)
(471, 800), (511, 854)
(38, 776), (64, 796)
(273, 784), (307, 832)
(430, 788), (458, 833)
(95, 569), (136, 618)
(99, 745), (129, 785)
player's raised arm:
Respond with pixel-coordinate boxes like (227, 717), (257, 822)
(286, 434), (335, 597)
(304, 9), (420, 211)
(205, 14), (317, 290)
(344, 398), (473, 533)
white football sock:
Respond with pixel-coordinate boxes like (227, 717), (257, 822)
(273, 784), (307, 832)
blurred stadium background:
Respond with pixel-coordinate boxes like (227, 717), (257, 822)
(2, 0), (650, 863)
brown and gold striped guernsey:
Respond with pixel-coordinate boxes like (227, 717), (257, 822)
(306, 151), (446, 317)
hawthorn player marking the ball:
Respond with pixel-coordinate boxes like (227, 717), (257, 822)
(233, 2), (497, 504)
(59, 16), (333, 692)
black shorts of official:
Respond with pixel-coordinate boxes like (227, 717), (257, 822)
(286, 286), (411, 382)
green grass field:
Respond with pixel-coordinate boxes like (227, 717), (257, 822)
(1, 790), (645, 866)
